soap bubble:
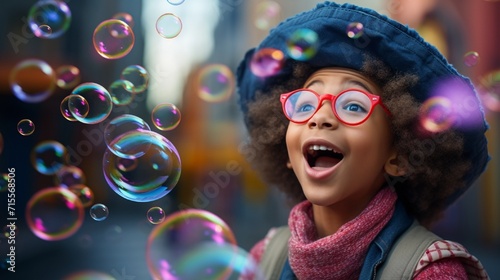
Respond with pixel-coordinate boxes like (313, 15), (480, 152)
(67, 94), (90, 119)
(120, 65), (149, 94)
(109, 79), (134, 105)
(103, 130), (181, 202)
(104, 114), (151, 158)
(26, 187), (84, 241)
(17, 119), (35, 136)
(146, 209), (237, 280)
(286, 28), (319, 61)
(151, 103), (181, 131)
(167, 0), (186, 5)
(60, 95), (78, 121)
(147, 206), (166, 224)
(156, 13), (182, 39)
(31, 140), (67, 175)
(419, 96), (456, 133)
(346, 22), (364, 39)
(69, 184), (94, 207)
(250, 48), (285, 78)
(56, 65), (81, 90)
(9, 59), (56, 103)
(55, 165), (86, 188)
(71, 82), (113, 124)
(478, 70), (500, 112)
(89, 203), (109, 221)
(28, 0), (71, 39)
(463, 51), (480, 67)
(93, 19), (135, 59)
(254, 1), (281, 30)
(197, 64), (235, 103)
(112, 12), (134, 28)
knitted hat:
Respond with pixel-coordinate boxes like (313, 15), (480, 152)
(236, 2), (489, 204)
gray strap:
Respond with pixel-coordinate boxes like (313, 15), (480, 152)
(376, 221), (440, 279)
(260, 226), (291, 280)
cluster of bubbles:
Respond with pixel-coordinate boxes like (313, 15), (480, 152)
(146, 209), (261, 279)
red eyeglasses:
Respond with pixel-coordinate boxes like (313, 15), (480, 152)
(280, 88), (391, 125)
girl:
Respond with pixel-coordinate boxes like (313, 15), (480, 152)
(236, 2), (490, 279)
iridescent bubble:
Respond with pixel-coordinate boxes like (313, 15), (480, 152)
(147, 206), (166, 224)
(346, 22), (364, 39)
(479, 70), (500, 112)
(31, 140), (67, 175)
(286, 28), (319, 61)
(71, 82), (113, 124)
(151, 103), (181, 131)
(146, 209), (237, 280)
(56, 65), (81, 90)
(104, 114), (151, 158)
(176, 243), (264, 280)
(69, 184), (94, 207)
(167, 0), (186, 5)
(197, 64), (235, 103)
(63, 271), (116, 280)
(67, 94), (90, 118)
(112, 12), (134, 28)
(90, 203), (109, 221)
(26, 187), (84, 241)
(17, 119), (35, 136)
(55, 165), (86, 187)
(419, 96), (456, 133)
(463, 51), (480, 67)
(28, 0), (71, 39)
(93, 19), (135, 59)
(250, 48), (285, 78)
(102, 130), (181, 202)
(254, 1), (281, 30)
(9, 59), (56, 103)
(156, 13), (182, 39)
(0, 174), (8, 192)
(120, 65), (149, 94)
(60, 95), (78, 121)
(109, 79), (134, 105)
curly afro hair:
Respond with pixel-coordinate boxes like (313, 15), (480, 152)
(240, 57), (470, 227)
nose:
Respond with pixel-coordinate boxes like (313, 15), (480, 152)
(307, 101), (339, 129)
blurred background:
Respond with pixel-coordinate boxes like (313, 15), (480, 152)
(0, 0), (499, 279)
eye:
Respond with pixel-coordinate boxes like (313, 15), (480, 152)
(342, 103), (367, 113)
(296, 103), (316, 113)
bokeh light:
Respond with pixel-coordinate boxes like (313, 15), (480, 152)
(250, 48), (285, 78)
(28, 0), (71, 39)
(151, 103), (182, 131)
(463, 51), (480, 67)
(90, 203), (109, 221)
(93, 19), (135, 59)
(67, 94), (90, 119)
(156, 13), (182, 39)
(120, 65), (149, 94)
(31, 140), (68, 175)
(26, 187), (84, 241)
(17, 119), (35, 136)
(103, 130), (181, 202)
(254, 1), (281, 30)
(104, 114), (151, 158)
(109, 79), (135, 105)
(346, 22), (364, 38)
(419, 96), (456, 133)
(197, 64), (235, 103)
(286, 28), (319, 61)
(56, 65), (81, 90)
(9, 59), (56, 103)
(146, 209), (237, 280)
(147, 206), (166, 224)
(478, 70), (500, 112)
(55, 165), (86, 188)
(71, 82), (113, 124)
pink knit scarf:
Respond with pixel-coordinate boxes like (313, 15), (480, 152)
(288, 187), (397, 280)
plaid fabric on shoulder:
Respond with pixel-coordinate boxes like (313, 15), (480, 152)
(416, 240), (490, 280)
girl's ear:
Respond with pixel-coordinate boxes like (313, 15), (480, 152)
(286, 160), (293, 169)
(384, 151), (406, 177)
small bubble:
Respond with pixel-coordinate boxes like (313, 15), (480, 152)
(346, 22), (364, 39)
(56, 65), (80, 90)
(109, 79), (134, 106)
(167, 0), (186, 5)
(93, 19), (135, 59)
(67, 94), (90, 118)
(90, 203), (109, 221)
(463, 51), (480, 67)
(419, 96), (456, 133)
(156, 13), (182, 39)
(197, 64), (235, 103)
(151, 103), (181, 131)
(17, 119), (35, 136)
(254, 1), (281, 30)
(120, 65), (149, 94)
(147, 206), (166, 224)
(31, 140), (68, 175)
(250, 48), (285, 78)
(286, 28), (319, 61)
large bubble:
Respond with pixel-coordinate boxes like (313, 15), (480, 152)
(71, 82), (113, 124)
(9, 59), (56, 103)
(26, 187), (84, 241)
(103, 130), (181, 202)
(146, 209), (238, 280)
(28, 0), (71, 39)
(93, 19), (135, 59)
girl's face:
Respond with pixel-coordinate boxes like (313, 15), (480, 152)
(285, 68), (396, 210)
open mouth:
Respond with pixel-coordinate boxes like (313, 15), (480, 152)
(305, 144), (344, 168)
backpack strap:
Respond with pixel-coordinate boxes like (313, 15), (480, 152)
(376, 220), (440, 279)
(260, 226), (291, 280)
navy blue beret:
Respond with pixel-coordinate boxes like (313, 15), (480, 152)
(236, 2), (489, 205)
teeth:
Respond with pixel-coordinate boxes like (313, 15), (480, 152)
(309, 145), (334, 152)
